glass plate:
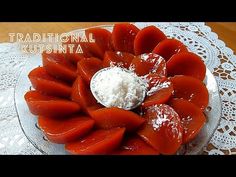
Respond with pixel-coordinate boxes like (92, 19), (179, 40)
(14, 25), (221, 155)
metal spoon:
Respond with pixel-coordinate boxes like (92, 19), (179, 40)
(90, 67), (146, 110)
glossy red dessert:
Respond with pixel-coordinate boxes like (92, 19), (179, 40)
(25, 23), (208, 155)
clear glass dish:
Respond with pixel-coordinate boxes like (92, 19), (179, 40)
(14, 25), (221, 155)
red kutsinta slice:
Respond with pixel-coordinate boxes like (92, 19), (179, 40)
(137, 104), (183, 154)
(85, 27), (113, 58)
(71, 76), (103, 115)
(77, 57), (103, 85)
(152, 39), (188, 61)
(64, 51), (84, 65)
(142, 75), (173, 107)
(90, 107), (145, 132)
(65, 127), (125, 155)
(113, 135), (159, 155)
(170, 75), (209, 110)
(28, 67), (72, 98)
(169, 98), (206, 144)
(112, 23), (140, 54)
(103, 51), (134, 69)
(62, 36), (85, 64)
(130, 53), (166, 76)
(167, 52), (206, 81)
(134, 25), (167, 55)
(25, 90), (81, 117)
(42, 51), (77, 83)
(38, 115), (95, 144)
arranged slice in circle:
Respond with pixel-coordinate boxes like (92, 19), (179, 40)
(24, 24), (212, 155)
(90, 107), (145, 132)
(170, 75), (209, 110)
(169, 98), (206, 144)
(64, 52), (84, 65)
(167, 52), (206, 81)
(42, 51), (77, 83)
(111, 23), (140, 54)
(65, 127), (125, 155)
(145, 73), (167, 90)
(113, 135), (159, 155)
(24, 91), (81, 117)
(103, 51), (134, 68)
(62, 37), (85, 65)
(130, 53), (166, 76)
(134, 26), (167, 55)
(71, 76), (103, 114)
(142, 76), (173, 107)
(137, 104), (183, 155)
(152, 39), (188, 61)
(85, 27), (113, 59)
(28, 67), (72, 98)
(38, 115), (95, 144)
(77, 57), (103, 84)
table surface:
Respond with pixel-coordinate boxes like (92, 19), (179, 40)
(0, 22), (235, 53)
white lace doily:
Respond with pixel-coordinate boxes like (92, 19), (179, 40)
(0, 22), (235, 155)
